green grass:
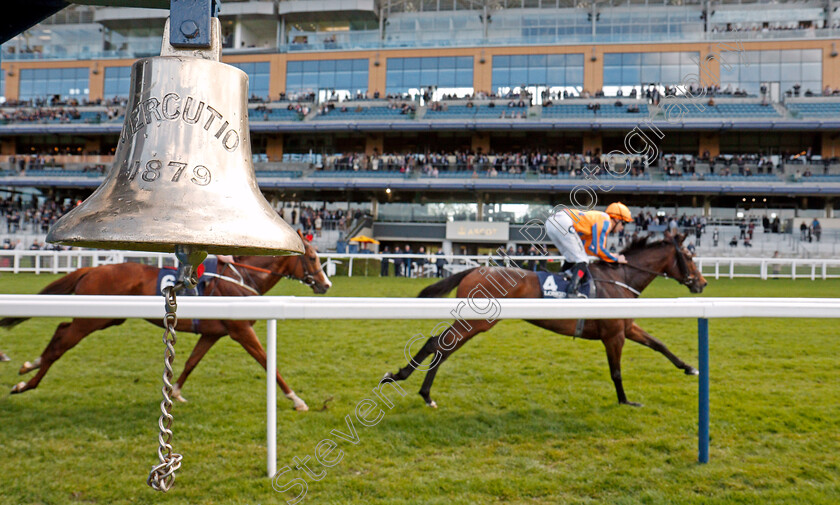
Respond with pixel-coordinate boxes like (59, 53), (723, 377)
(0, 274), (838, 505)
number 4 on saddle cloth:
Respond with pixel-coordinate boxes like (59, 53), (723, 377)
(156, 257), (219, 297)
(537, 270), (593, 299)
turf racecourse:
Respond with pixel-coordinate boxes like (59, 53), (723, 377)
(0, 274), (838, 505)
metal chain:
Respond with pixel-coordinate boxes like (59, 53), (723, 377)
(147, 283), (184, 492)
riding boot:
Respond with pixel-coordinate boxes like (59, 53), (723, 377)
(565, 262), (588, 298)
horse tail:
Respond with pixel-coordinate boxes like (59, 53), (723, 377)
(417, 267), (478, 298)
(0, 267), (94, 329)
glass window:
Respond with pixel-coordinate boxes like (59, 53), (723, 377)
(231, 61), (271, 100)
(602, 52), (699, 88)
(19, 66), (90, 102)
(103, 66), (131, 100)
(386, 57), (474, 94)
(721, 50), (823, 96)
(641, 53), (660, 65)
(801, 49), (822, 63)
(285, 58), (369, 95)
(491, 53), (584, 90)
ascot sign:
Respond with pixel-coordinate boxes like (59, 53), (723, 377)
(446, 221), (510, 242)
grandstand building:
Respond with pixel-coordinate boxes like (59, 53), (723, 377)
(1, 0), (839, 254)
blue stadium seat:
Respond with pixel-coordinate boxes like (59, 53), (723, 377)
(312, 107), (412, 121)
(249, 108), (303, 121)
(310, 170), (406, 177)
(786, 102), (840, 118)
(425, 105), (513, 119)
(255, 170), (303, 178)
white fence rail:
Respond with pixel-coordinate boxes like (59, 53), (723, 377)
(1, 295), (839, 476)
(3, 250), (840, 280)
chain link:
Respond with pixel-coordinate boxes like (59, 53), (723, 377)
(147, 283), (184, 492)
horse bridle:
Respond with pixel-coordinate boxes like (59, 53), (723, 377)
(295, 253), (324, 288)
(621, 237), (697, 288)
(218, 251), (324, 289)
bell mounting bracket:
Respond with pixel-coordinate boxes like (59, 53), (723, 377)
(169, 0), (219, 48)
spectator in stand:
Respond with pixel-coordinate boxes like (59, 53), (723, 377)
(380, 246), (391, 276)
(528, 246), (540, 271)
(402, 244), (413, 277)
(812, 218), (822, 242)
(435, 249), (447, 278)
(416, 246), (427, 275)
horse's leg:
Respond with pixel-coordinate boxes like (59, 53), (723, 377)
(0, 350), (10, 362)
(171, 333), (224, 403)
(19, 356), (41, 374)
(625, 323), (698, 375)
(602, 329), (640, 407)
(418, 321), (493, 408)
(11, 318), (125, 394)
(223, 320), (308, 412)
(418, 352), (450, 408)
(384, 333), (442, 382)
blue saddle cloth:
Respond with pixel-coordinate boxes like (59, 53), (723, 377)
(155, 258), (219, 297)
(536, 270), (592, 299)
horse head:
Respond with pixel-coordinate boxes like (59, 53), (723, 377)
(663, 231), (707, 294)
(295, 229), (332, 294)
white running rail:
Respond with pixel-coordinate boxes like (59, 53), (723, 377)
(1, 295), (839, 475)
(2, 250), (840, 280)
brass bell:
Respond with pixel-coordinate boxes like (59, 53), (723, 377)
(47, 18), (303, 256)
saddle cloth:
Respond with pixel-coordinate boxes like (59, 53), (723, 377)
(155, 257), (219, 297)
(536, 270), (592, 299)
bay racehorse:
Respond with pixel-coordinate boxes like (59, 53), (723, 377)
(1, 230), (330, 411)
(385, 232), (707, 408)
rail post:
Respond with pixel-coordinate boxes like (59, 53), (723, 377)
(698, 317), (710, 464)
(266, 319), (277, 478)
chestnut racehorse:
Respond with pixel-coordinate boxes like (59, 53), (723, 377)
(385, 233), (707, 408)
(1, 230), (330, 411)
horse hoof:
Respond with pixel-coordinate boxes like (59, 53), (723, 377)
(621, 401), (643, 407)
(685, 367), (699, 376)
(10, 381), (27, 394)
(0, 352), (10, 362)
(286, 391), (308, 412)
(170, 386), (188, 403)
(382, 372), (394, 381)
(426, 400), (438, 409)
(19, 362), (33, 374)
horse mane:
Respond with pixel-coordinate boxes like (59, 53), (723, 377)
(619, 235), (672, 256)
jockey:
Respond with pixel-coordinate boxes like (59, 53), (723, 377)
(545, 202), (633, 297)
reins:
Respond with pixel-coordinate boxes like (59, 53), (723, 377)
(593, 278), (641, 296)
(593, 238), (694, 296)
(225, 256), (324, 288)
(225, 261), (284, 276)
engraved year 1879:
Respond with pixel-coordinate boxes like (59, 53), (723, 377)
(125, 159), (212, 186)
